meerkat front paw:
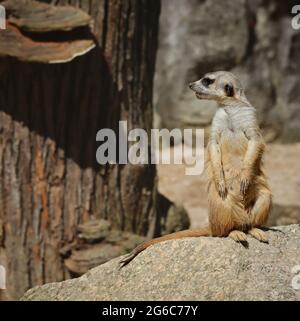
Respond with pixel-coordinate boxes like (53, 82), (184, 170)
(216, 180), (227, 200)
(240, 170), (253, 195)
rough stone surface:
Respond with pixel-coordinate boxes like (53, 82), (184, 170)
(22, 224), (300, 301)
(154, 0), (300, 142)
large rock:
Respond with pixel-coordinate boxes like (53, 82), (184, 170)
(22, 224), (300, 301)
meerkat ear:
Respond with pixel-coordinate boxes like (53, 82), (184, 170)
(224, 83), (234, 97)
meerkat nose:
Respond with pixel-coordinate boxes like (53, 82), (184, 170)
(189, 82), (194, 89)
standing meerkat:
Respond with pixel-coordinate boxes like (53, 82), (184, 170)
(120, 71), (272, 267)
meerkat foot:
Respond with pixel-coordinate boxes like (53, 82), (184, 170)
(228, 230), (247, 243)
(248, 228), (268, 243)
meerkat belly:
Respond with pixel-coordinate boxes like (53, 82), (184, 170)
(219, 129), (248, 178)
(207, 129), (251, 234)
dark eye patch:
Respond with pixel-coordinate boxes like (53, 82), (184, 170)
(224, 83), (234, 97)
(202, 77), (215, 87)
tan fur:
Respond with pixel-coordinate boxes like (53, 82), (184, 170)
(119, 71), (272, 268)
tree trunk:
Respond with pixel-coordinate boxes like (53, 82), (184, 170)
(0, 0), (160, 299)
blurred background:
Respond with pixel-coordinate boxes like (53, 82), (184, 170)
(0, 0), (299, 300)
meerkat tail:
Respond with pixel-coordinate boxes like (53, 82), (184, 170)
(119, 227), (211, 268)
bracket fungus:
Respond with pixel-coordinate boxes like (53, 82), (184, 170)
(0, 0), (96, 63)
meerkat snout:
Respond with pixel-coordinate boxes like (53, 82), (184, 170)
(189, 77), (216, 100)
(189, 80), (203, 92)
(189, 82), (195, 89)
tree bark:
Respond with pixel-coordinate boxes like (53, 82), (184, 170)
(0, 0), (160, 299)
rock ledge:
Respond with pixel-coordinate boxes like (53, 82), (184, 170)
(22, 225), (300, 301)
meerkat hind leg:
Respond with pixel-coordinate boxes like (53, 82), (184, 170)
(228, 230), (247, 243)
(248, 227), (268, 243)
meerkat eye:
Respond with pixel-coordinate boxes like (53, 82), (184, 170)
(202, 77), (215, 87)
(224, 83), (234, 97)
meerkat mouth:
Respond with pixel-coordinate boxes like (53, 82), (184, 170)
(195, 92), (208, 99)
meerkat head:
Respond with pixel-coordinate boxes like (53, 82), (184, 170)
(189, 71), (249, 106)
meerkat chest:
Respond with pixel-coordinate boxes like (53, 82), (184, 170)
(223, 107), (255, 133)
(212, 107), (256, 169)
(213, 107), (255, 138)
